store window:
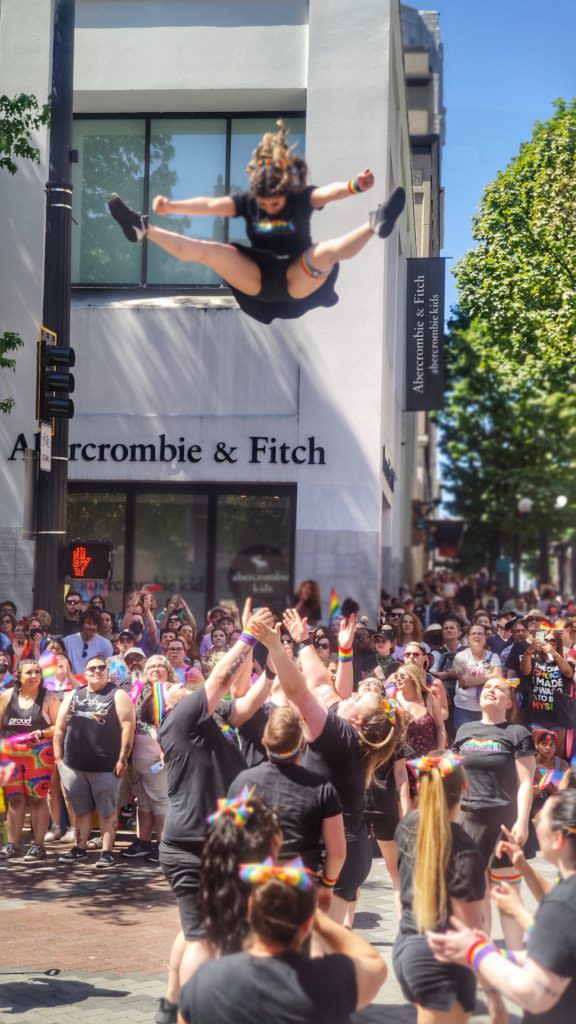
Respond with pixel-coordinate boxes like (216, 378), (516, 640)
(66, 485), (295, 620)
(71, 114), (305, 287)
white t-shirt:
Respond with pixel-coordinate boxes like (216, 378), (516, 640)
(453, 647), (501, 711)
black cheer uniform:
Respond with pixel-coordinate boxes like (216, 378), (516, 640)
(393, 811), (486, 1013)
(230, 188), (339, 324)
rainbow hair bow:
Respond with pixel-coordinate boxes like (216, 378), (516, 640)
(207, 785), (256, 827)
(239, 856), (314, 891)
(506, 677), (520, 688)
(380, 698), (397, 724)
(408, 751), (464, 777)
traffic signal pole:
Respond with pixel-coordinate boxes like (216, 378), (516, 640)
(33, 0), (76, 621)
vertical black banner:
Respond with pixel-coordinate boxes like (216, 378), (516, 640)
(405, 257), (446, 411)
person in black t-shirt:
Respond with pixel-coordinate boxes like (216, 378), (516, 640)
(228, 706), (345, 906)
(180, 865), (388, 1024)
(427, 789), (576, 1024)
(247, 616), (401, 928)
(392, 751), (503, 1024)
(453, 676), (535, 951)
(154, 604), (273, 1024)
(108, 120), (405, 326)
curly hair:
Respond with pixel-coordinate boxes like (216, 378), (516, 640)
(247, 120), (308, 197)
(200, 795), (281, 955)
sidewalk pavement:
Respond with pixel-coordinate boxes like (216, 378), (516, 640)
(0, 837), (556, 1024)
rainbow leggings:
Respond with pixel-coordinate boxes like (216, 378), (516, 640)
(3, 741), (54, 800)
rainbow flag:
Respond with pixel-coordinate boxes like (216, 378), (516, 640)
(329, 588), (341, 625)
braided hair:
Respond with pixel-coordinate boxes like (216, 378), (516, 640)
(200, 795), (281, 954)
(247, 120), (308, 197)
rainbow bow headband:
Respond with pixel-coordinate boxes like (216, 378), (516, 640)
(408, 751), (464, 777)
(207, 785), (256, 827)
(239, 856), (314, 892)
(380, 698), (397, 724)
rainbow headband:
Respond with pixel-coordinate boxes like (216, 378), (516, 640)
(239, 856), (314, 892)
(380, 698), (397, 724)
(408, 751), (463, 777)
(268, 734), (306, 762)
(207, 785), (256, 827)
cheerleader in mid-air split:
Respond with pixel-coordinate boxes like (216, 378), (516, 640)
(108, 120), (405, 325)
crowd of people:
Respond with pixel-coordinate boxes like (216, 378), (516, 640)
(1, 569), (576, 1024)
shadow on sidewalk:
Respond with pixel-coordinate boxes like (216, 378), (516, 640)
(0, 976), (128, 1014)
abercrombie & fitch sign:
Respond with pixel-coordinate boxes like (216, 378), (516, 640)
(405, 257), (446, 412)
(8, 433), (326, 467)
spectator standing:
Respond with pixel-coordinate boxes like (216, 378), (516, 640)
(64, 610), (114, 675)
(452, 625), (501, 729)
(62, 591), (83, 636)
(53, 656), (135, 867)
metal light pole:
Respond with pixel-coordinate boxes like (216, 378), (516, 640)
(33, 0), (76, 620)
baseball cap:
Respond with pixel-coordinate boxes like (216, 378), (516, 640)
(118, 630), (135, 641)
(124, 647), (146, 659)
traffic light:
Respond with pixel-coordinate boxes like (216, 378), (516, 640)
(37, 326), (75, 423)
(62, 541), (113, 581)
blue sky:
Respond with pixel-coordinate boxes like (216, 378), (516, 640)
(436, 0), (575, 315)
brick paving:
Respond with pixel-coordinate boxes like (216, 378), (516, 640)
(0, 833), (557, 1023)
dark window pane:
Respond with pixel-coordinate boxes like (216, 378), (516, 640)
(215, 494), (293, 614)
(133, 493), (209, 623)
(72, 119), (145, 284)
(66, 492), (127, 611)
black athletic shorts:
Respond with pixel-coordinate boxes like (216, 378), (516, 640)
(335, 825), (373, 902)
(365, 808), (400, 843)
(230, 246), (340, 324)
(459, 806), (516, 871)
(393, 933), (477, 1013)
(160, 840), (205, 940)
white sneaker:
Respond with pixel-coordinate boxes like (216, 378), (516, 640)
(44, 829), (62, 844)
(60, 827), (77, 844)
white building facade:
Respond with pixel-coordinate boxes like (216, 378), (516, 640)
(0, 0), (419, 623)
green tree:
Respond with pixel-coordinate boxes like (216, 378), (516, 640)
(455, 99), (576, 370)
(0, 93), (51, 412)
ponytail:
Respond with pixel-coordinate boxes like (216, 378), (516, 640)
(412, 755), (465, 933)
(247, 119), (308, 197)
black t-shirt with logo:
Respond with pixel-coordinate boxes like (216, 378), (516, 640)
(453, 721), (535, 813)
(179, 951), (358, 1024)
(528, 654), (573, 725)
(228, 759), (342, 871)
(524, 874), (576, 1024)
(396, 811), (486, 935)
(159, 688), (246, 848)
(63, 682), (121, 773)
(232, 187), (316, 258)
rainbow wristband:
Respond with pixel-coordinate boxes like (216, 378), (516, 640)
(348, 178), (363, 194)
(338, 646), (353, 662)
(466, 939), (489, 967)
(319, 873), (337, 888)
(239, 631), (258, 648)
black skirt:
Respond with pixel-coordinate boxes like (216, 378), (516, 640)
(230, 244), (340, 324)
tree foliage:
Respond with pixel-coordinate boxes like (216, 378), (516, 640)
(440, 100), (576, 573)
(454, 99), (576, 370)
(0, 93), (50, 413)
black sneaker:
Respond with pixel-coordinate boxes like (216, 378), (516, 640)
(107, 194), (148, 242)
(58, 846), (88, 864)
(154, 997), (178, 1024)
(24, 844), (47, 862)
(147, 843), (160, 864)
(369, 186), (406, 238)
(121, 838), (153, 859)
(95, 851), (116, 869)
(0, 843), (22, 860)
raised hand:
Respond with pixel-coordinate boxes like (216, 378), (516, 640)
(152, 195), (172, 215)
(356, 167), (375, 192)
(247, 617), (281, 651)
(495, 823), (527, 867)
(338, 613), (356, 650)
(283, 608), (309, 644)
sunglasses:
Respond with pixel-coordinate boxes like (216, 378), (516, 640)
(85, 663), (107, 672)
(315, 641), (330, 649)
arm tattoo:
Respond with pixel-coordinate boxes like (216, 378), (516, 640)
(533, 977), (560, 998)
(220, 644), (251, 686)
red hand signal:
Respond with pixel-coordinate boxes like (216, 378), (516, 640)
(71, 545), (93, 578)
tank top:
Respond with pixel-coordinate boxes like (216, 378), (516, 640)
(64, 682), (121, 772)
(3, 686), (49, 736)
(406, 710), (437, 757)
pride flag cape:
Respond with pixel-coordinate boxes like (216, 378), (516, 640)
(329, 588), (341, 625)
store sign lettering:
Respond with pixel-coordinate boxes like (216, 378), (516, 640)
(7, 433), (326, 467)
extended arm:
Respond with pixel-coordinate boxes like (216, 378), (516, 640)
(513, 755), (536, 845)
(283, 608), (334, 699)
(334, 615), (355, 700)
(249, 619), (327, 741)
(310, 168), (375, 209)
(313, 908), (387, 1010)
(204, 606), (273, 715)
(52, 691), (74, 763)
(153, 195), (236, 217)
(229, 671), (273, 727)
(393, 758), (411, 818)
(114, 689), (136, 776)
